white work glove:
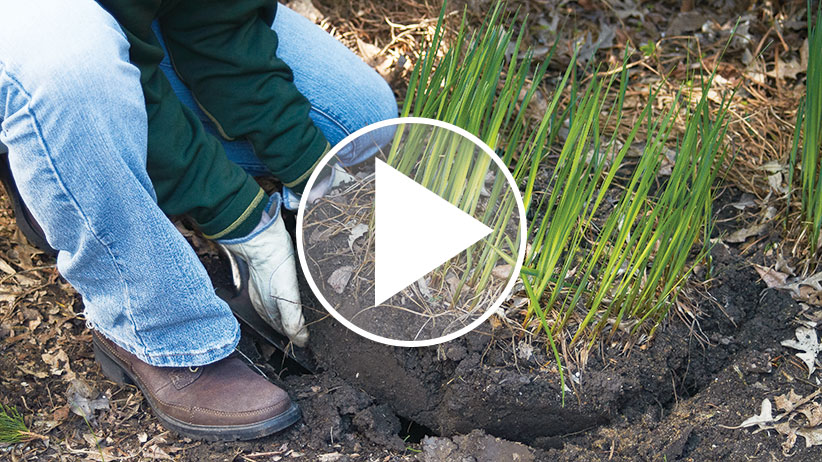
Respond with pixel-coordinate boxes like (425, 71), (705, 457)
(217, 194), (308, 347)
(282, 163), (356, 211)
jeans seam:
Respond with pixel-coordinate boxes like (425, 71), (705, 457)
(309, 105), (352, 138)
(0, 67), (149, 356)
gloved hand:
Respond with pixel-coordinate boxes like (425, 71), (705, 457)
(217, 194), (308, 347)
(282, 163), (356, 211)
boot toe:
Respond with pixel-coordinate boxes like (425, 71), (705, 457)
(93, 332), (299, 439)
(190, 357), (293, 425)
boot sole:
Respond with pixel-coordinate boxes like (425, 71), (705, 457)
(92, 336), (301, 441)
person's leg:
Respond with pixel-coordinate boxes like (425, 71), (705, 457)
(0, 0), (239, 367)
(153, 3), (398, 176)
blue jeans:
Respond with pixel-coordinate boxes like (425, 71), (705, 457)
(0, 0), (397, 367)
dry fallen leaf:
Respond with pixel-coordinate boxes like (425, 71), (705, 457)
(356, 38), (385, 68)
(492, 264), (513, 279)
(666, 11), (707, 35)
(776, 253), (796, 276)
(774, 421), (798, 455)
(310, 227), (335, 245)
(41, 348), (75, 381)
(51, 405), (70, 424)
(328, 266), (354, 295)
(610, 0), (645, 21)
(768, 172), (788, 194)
(725, 398), (774, 429)
(730, 194), (757, 210)
(318, 452), (345, 462)
(801, 305), (822, 324)
(730, 389), (822, 453)
(783, 431), (798, 454)
(143, 444), (174, 460)
(783, 272), (822, 307)
(775, 389), (804, 412)
(347, 223), (369, 252)
(766, 56), (805, 81)
(799, 402), (822, 427)
(67, 378), (110, 422)
(724, 223), (767, 243)
(781, 326), (821, 377)
(753, 264), (789, 289)
(658, 147), (677, 176)
(416, 277), (432, 299)
(516, 340), (534, 361)
(445, 274), (461, 298)
(796, 427), (822, 448)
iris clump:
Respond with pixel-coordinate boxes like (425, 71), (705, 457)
(402, 1), (730, 394)
(387, 2), (560, 316)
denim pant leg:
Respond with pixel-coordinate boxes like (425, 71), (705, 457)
(0, 0), (239, 367)
(154, 3), (399, 175)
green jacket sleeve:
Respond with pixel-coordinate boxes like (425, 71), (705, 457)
(159, 0), (329, 192)
(96, 0), (269, 239)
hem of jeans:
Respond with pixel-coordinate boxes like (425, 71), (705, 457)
(142, 330), (240, 367)
(110, 321), (241, 368)
(199, 181), (266, 240)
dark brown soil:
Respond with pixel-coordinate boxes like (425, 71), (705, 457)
(255, 184), (820, 461)
(3, 186), (821, 462)
(300, 239), (821, 460)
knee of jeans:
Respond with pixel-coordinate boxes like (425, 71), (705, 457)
(364, 76), (399, 125)
(0, 1), (136, 102)
(324, 68), (398, 139)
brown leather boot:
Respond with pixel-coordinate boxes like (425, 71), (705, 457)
(92, 331), (300, 441)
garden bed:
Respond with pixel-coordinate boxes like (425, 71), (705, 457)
(2, 215), (820, 460)
(277, 186), (822, 460)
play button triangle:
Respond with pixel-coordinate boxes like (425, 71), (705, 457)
(374, 159), (493, 306)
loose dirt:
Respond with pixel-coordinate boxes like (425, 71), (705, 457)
(299, 225), (822, 460)
(3, 178), (822, 462)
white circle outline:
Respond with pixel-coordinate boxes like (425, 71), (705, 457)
(296, 117), (527, 347)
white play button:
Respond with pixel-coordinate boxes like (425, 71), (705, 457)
(374, 159), (492, 305)
(297, 118), (525, 347)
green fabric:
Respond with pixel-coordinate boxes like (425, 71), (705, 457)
(94, 0), (328, 238)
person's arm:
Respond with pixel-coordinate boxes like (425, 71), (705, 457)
(95, 0), (311, 346)
(159, 0), (329, 194)
(96, 0), (268, 240)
